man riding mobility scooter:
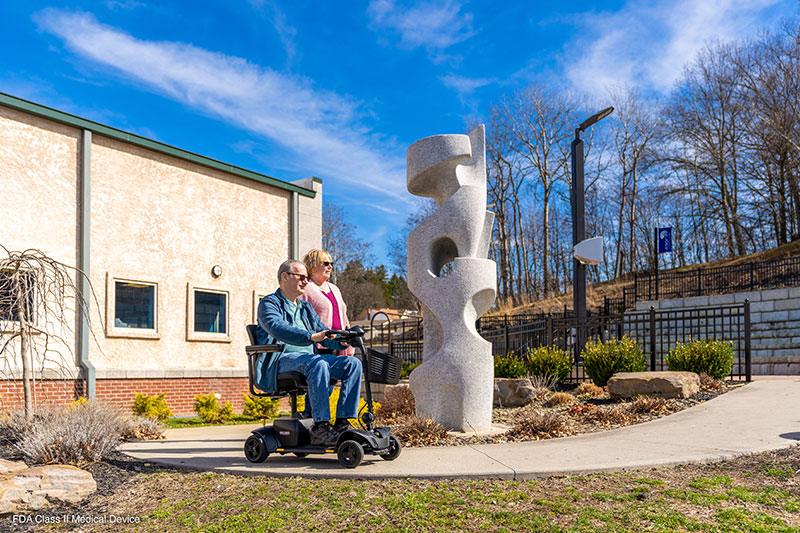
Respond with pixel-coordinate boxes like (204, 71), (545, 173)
(243, 325), (402, 468)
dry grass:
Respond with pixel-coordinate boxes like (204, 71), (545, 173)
(4, 402), (127, 465)
(506, 407), (567, 439)
(121, 415), (165, 440)
(699, 372), (724, 391)
(627, 395), (672, 416)
(575, 382), (604, 398)
(392, 416), (451, 447)
(543, 391), (576, 407)
(376, 385), (416, 425)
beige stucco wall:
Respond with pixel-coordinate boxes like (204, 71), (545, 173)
(294, 177), (323, 259)
(0, 108), (80, 376)
(88, 136), (293, 371)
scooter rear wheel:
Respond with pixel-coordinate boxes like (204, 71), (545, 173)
(337, 440), (364, 468)
(244, 435), (269, 463)
(381, 436), (402, 461)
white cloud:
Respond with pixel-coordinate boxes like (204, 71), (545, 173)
(440, 73), (494, 95)
(247, 0), (298, 66)
(34, 9), (409, 202)
(367, 0), (475, 62)
(563, 0), (786, 97)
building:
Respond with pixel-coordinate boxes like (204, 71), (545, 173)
(0, 92), (322, 415)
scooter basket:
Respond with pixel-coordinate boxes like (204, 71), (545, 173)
(364, 348), (402, 385)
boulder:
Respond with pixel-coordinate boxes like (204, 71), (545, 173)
(0, 462), (96, 514)
(493, 378), (536, 407)
(607, 371), (700, 399)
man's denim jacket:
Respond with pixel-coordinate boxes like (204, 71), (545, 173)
(254, 288), (341, 394)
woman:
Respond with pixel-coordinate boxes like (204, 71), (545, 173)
(299, 249), (355, 356)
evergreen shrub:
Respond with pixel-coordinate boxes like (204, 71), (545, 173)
(581, 336), (646, 386)
(193, 394), (233, 423)
(665, 339), (734, 379)
(526, 346), (572, 381)
(494, 353), (527, 378)
(131, 392), (172, 421)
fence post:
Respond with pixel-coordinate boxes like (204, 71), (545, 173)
(634, 275), (638, 303)
(504, 324), (510, 355)
(697, 268), (701, 296)
(649, 306), (657, 371)
(546, 316), (553, 346)
(744, 299), (751, 382)
(749, 262), (754, 291)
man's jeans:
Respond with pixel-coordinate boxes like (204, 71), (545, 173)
(278, 352), (362, 423)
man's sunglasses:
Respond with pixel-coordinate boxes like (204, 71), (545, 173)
(286, 272), (310, 282)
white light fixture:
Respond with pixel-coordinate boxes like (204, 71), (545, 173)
(573, 236), (604, 266)
(211, 265), (222, 278)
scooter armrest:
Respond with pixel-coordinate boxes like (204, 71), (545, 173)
(245, 344), (283, 354)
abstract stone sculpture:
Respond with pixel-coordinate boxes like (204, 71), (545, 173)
(406, 125), (497, 432)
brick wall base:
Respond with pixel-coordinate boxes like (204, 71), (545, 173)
(0, 377), (258, 416)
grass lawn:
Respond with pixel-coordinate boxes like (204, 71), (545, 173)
(28, 446), (800, 532)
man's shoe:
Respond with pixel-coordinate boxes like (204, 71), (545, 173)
(333, 418), (353, 433)
(310, 422), (339, 447)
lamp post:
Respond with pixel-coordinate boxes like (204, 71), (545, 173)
(571, 106), (613, 359)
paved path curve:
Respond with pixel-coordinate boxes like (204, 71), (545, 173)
(120, 378), (800, 480)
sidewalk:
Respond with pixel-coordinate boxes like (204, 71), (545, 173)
(120, 378), (800, 480)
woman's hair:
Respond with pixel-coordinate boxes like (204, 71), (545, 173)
(303, 249), (332, 274)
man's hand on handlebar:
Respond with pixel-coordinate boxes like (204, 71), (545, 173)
(311, 330), (349, 349)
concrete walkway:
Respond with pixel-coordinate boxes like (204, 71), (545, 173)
(120, 378), (800, 480)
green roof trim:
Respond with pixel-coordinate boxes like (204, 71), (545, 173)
(0, 92), (316, 198)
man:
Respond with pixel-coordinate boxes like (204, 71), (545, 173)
(255, 259), (362, 447)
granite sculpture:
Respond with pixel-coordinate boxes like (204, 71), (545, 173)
(406, 125), (497, 432)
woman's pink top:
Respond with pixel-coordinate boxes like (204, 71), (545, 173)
(300, 281), (355, 356)
(324, 290), (342, 330)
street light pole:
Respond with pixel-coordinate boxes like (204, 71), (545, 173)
(571, 106), (613, 360)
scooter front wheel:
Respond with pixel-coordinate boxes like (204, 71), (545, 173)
(244, 434), (269, 463)
(381, 436), (402, 461)
(337, 440), (364, 468)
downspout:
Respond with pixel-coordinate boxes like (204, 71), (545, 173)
(77, 129), (95, 399)
(290, 191), (299, 260)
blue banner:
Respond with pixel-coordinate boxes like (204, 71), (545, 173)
(658, 227), (672, 253)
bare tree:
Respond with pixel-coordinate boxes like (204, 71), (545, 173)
(0, 247), (100, 419)
(321, 201), (373, 282)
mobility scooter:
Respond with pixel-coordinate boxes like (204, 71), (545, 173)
(243, 325), (402, 468)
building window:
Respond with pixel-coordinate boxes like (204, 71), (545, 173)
(106, 275), (159, 339)
(0, 270), (34, 325)
(187, 285), (230, 342)
(194, 290), (227, 333)
(114, 281), (155, 329)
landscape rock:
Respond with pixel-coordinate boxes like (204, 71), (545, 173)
(493, 378), (537, 407)
(608, 371), (700, 399)
(0, 463), (96, 514)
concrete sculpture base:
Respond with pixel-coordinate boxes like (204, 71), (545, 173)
(406, 126), (497, 432)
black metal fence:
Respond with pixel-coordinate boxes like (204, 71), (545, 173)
(605, 255), (800, 313)
(480, 303), (751, 382)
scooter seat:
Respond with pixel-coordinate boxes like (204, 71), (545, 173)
(276, 371), (337, 392)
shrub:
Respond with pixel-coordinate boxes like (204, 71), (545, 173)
(401, 361), (421, 379)
(543, 392), (576, 407)
(242, 394), (280, 423)
(506, 407), (566, 439)
(494, 353), (526, 378)
(6, 402), (126, 465)
(376, 385), (415, 425)
(526, 346), (572, 382)
(575, 382), (604, 398)
(581, 336), (646, 386)
(122, 415), (165, 440)
(392, 416), (450, 447)
(193, 394), (233, 423)
(665, 339), (734, 379)
(131, 392), (172, 421)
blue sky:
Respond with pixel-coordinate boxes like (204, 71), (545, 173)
(1, 0), (794, 267)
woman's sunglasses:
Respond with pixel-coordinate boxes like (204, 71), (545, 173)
(322, 261), (334, 267)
